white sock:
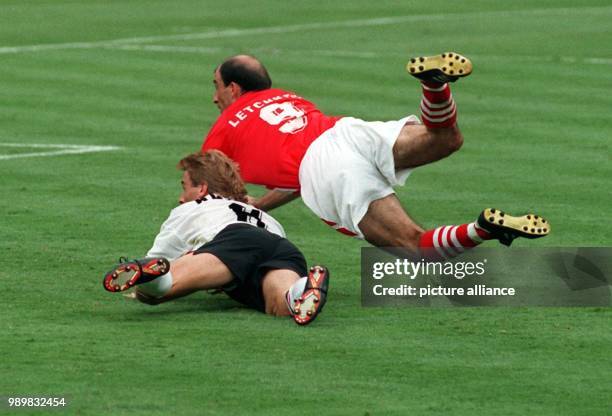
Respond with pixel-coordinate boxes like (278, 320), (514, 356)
(137, 271), (173, 298)
(285, 276), (308, 313)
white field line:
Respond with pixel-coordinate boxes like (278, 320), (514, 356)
(1, 5), (611, 55)
(0, 143), (122, 161)
(103, 43), (380, 58)
(102, 44), (224, 54)
(99, 44), (612, 66)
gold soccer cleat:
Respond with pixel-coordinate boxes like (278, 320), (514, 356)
(477, 208), (551, 246)
(407, 52), (473, 83)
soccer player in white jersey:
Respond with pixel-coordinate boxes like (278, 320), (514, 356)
(102, 150), (329, 326)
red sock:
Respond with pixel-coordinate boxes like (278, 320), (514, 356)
(419, 222), (490, 260)
(420, 82), (457, 128)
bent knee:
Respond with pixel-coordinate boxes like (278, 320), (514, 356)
(437, 128), (463, 155)
(448, 130), (463, 153)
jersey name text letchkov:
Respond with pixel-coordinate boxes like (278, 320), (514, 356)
(227, 93), (302, 128)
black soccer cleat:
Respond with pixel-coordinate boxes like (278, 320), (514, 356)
(477, 208), (551, 247)
(292, 265), (330, 326)
(407, 52), (472, 83)
(103, 257), (170, 293)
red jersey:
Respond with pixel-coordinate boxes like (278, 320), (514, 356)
(202, 88), (340, 190)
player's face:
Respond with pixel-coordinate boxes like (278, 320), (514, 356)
(213, 68), (234, 112)
(179, 171), (205, 204)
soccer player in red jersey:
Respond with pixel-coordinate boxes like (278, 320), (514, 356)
(202, 53), (550, 260)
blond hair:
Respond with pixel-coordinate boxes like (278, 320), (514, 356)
(177, 150), (248, 203)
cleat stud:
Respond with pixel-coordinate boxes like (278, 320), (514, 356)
(527, 215), (531, 220)
(542, 219), (546, 223)
(418, 65), (424, 71)
(455, 55), (460, 60)
(313, 298), (319, 303)
(491, 209), (496, 213)
(442, 53), (446, 58)
(448, 53), (453, 57)
(531, 228), (535, 233)
(499, 219), (504, 225)
(307, 311), (313, 316)
(543, 228), (547, 232)
(419, 57), (424, 62)
(442, 66), (447, 71)
(459, 70), (463, 74)
(489, 216), (494, 222)
(449, 70), (454, 75)
(449, 62), (454, 66)
(534, 215), (539, 219)
(114, 285), (120, 291)
(538, 229), (542, 233)
(523, 226), (528, 231)
(461, 58), (465, 63)
(411, 58), (416, 63)
(410, 67), (415, 73)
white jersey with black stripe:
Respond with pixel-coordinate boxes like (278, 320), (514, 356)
(146, 194), (285, 261)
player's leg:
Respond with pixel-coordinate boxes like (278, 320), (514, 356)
(137, 252), (234, 305)
(393, 52), (472, 170)
(392, 123), (463, 170)
(262, 266), (330, 325)
(102, 252), (234, 304)
(359, 200), (551, 260)
(357, 194), (424, 252)
(260, 237), (330, 325)
(261, 269), (300, 316)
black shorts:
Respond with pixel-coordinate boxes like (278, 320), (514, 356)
(194, 223), (307, 312)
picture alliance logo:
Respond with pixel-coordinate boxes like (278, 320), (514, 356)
(371, 258), (488, 280)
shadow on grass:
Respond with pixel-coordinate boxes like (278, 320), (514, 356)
(97, 292), (258, 320)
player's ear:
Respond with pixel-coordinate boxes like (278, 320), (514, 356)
(199, 182), (209, 198)
(229, 82), (243, 98)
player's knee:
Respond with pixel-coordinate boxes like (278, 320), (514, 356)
(448, 130), (464, 153)
(438, 128), (463, 155)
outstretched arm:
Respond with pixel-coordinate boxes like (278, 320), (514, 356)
(248, 189), (300, 211)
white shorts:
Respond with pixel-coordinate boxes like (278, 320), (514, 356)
(298, 116), (419, 238)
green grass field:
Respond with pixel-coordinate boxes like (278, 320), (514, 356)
(1, 1), (611, 415)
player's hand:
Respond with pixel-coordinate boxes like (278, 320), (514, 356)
(246, 195), (259, 207)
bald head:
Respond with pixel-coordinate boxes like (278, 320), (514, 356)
(217, 55), (272, 92)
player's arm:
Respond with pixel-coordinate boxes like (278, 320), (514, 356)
(145, 209), (191, 262)
(248, 189), (300, 211)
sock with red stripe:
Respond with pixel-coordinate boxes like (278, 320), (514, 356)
(419, 222), (491, 260)
(420, 82), (457, 128)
